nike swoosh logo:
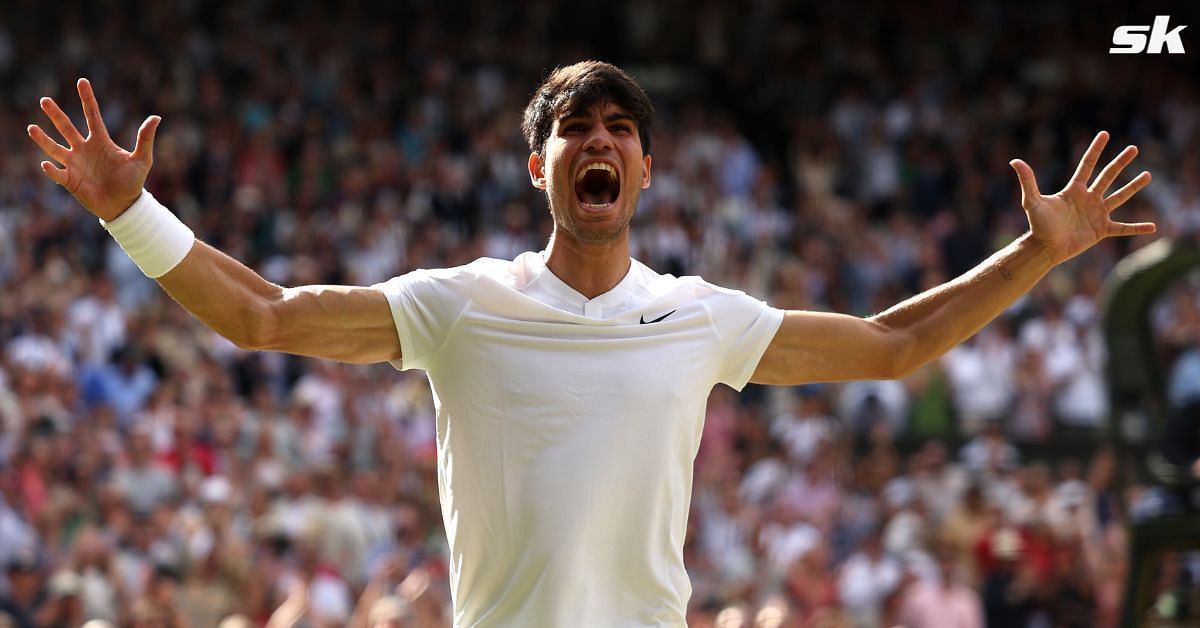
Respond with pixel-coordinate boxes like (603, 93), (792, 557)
(639, 309), (677, 324)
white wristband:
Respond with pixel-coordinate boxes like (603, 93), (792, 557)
(99, 189), (195, 278)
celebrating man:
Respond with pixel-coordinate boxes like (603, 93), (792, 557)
(27, 61), (1153, 625)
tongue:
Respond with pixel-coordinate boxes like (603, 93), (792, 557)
(580, 188), (615, 205)
(577, 170), (616, 206)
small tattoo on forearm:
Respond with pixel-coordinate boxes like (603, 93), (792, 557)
(999, 264), (1013, 280)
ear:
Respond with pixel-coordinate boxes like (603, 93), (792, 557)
(641, 154), (652, 189)
(528, 153), (547, 190)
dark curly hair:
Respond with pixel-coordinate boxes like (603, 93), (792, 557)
(521, 61), (654, 158)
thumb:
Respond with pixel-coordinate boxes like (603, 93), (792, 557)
(1009, 159), (1041, 209)
(132, 115), (161, 166)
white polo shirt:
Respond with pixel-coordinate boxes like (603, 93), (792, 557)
(374, 251), (783, 627)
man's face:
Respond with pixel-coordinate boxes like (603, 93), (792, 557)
(529, 100), (652, 245)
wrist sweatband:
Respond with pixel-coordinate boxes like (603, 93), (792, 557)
(99, 189), (195, 278)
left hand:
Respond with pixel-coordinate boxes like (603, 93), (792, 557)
(1010, 131), (1156, 265)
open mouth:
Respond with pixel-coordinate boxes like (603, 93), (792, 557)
(574, 162), (620, 208)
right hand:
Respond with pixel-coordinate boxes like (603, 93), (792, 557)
(27, 78), (160, 221)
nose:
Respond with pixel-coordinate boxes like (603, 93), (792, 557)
(582, 123), (614, 153)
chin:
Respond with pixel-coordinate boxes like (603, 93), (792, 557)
(565, 222), (630, 245)
(560, 212), (633, 245)
(549, 189), (638, 245)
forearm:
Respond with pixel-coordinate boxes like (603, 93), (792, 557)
(265, 588), (308, 628)
(346, 579), (386, 628)
(870, 231), (1055, 375)
(157, 243), (400, 362)
(156, 240), (283, 349)
(100, 191), (400, 363)
(98, 189), (278, 348)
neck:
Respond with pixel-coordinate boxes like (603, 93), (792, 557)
(544, 229), (632, 299)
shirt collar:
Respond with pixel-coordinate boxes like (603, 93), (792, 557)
(523, 251), (641, 318)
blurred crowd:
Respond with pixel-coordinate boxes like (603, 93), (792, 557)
(1, 0), (1198, 626)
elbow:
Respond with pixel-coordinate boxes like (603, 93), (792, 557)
(232, 334), (265, 352)
(232, 298), (282, 352)
(879, 328), (921, 380)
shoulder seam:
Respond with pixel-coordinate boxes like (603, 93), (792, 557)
(426, 269), (481, 371)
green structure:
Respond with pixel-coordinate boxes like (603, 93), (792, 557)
(1103, 235), (1200, 627)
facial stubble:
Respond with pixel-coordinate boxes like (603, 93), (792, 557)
(548, 183), (641, 245)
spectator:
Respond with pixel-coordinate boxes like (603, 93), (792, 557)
(898, 547), (984, 628)
(837, 527), (901, 628)
(0, 549), (47, 628)
(980, 527), (1039, 628)
(110, 428), (177, 517)
(64, 273), (127, 367)
(80, 347), (158, 427)
(940, 321), (1017, 434)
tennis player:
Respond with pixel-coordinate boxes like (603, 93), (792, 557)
(27, 61), (1154, 626)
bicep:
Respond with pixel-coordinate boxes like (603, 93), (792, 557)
(263, 284), (402, 364)
(750, 310), (907, 385)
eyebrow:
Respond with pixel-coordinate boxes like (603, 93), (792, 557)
(558, 110), (636, 125)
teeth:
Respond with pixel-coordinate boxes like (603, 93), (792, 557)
(575, 162), (617, 183)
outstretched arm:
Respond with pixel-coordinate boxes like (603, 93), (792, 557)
(28, 79), (400, 364)
(752, 131), (1154, 385)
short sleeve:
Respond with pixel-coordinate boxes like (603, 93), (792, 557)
(700, 285), (785, 390)
(372, 266), (476, 371)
